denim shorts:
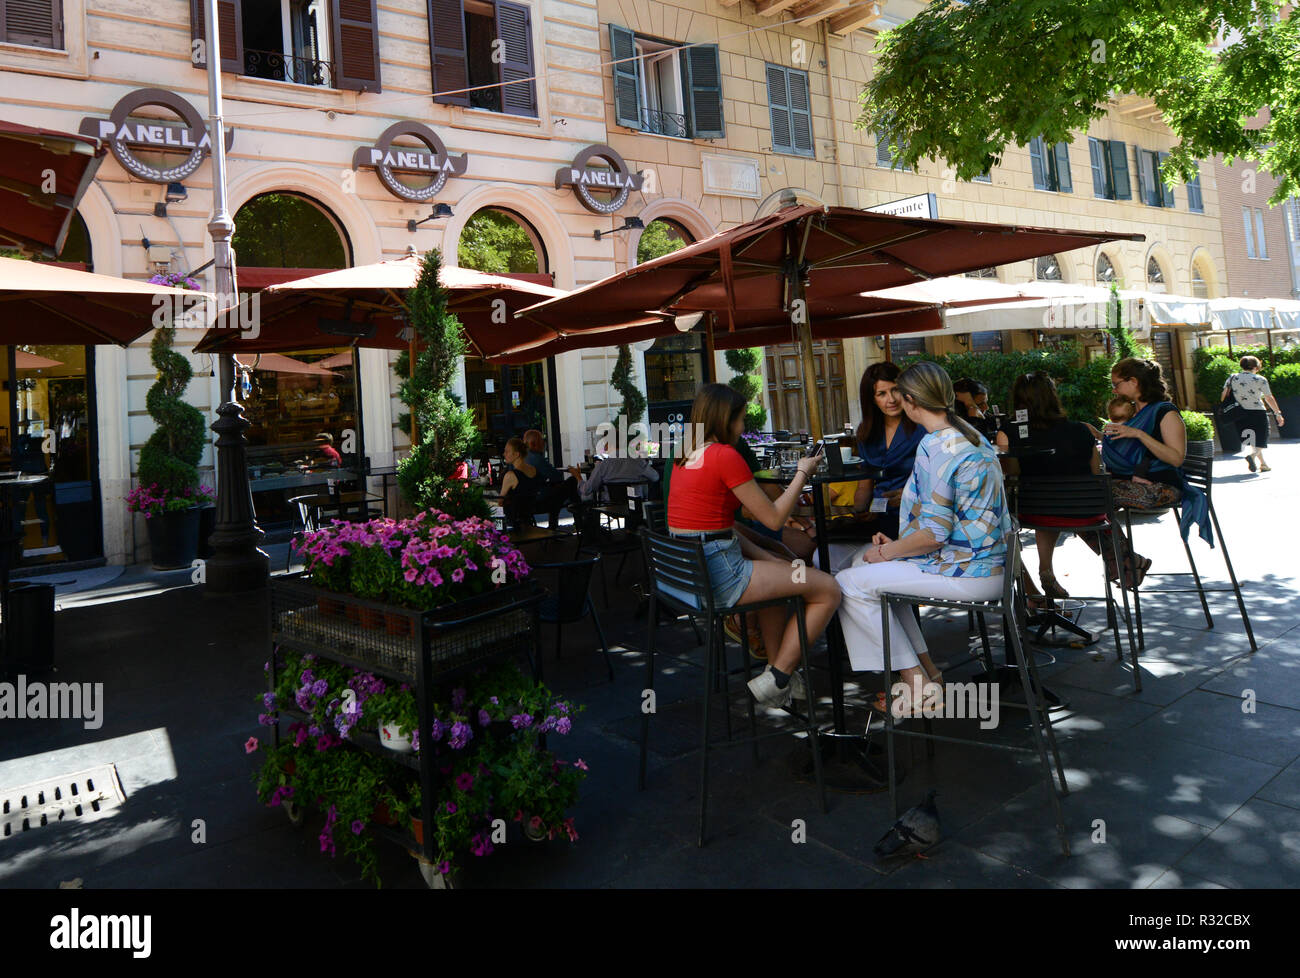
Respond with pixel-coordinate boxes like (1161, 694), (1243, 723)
(661, 528), (754, 610)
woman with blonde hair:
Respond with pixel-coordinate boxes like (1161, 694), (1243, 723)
(835, 362), (1013, 716)
(666, 384), (841, 708)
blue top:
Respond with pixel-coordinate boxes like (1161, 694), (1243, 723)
(899, 427), (1012, 578)
(858, 421), (925, 503)
(525, 451), (562, 485)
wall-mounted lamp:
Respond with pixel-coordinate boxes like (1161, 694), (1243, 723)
(407, 203), (454, 232)
(153, 182), (188, 217)
(957, 334), (970, 348)
(874, 335), (887, 350)
(1035, 331), (1046, 344)
(673, 312), (704, 333)
(593, 215), (644, 241)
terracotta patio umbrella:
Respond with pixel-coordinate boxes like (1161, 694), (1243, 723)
(0, 255), (213, 346)
(510, 205), (1144, 437)
(0, 119), (106, 256)
(193, 254), (567, 357)
(15, 350), (64, 369)
(233, 352), (339, 376)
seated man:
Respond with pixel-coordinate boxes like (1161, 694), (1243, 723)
(566, 451), (658, 504)
(524, 428), (574, 527)
(314, 432), (342, 468)
(952, 378), (999, 441)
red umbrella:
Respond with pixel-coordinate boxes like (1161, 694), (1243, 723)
(234, 352), (339, 376)
(0, 119), (106, 256)
(507, 205), (1143, 436)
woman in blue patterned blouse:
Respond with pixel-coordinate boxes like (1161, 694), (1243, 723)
(836, 361), (1013, 716)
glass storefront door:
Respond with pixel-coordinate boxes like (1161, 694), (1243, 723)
(463, 359), (548, 458)
(2, 345), (100, 565)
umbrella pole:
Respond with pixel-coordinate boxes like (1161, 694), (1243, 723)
(792, 278), (825, 442)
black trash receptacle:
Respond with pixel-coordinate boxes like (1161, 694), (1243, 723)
(4, 582), (55, 676)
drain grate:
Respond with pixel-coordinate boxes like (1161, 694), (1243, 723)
(0, 765), (125, 840)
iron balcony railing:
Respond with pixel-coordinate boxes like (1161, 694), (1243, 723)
(244, 48), (334, 88)
(640, 108), (687, 139)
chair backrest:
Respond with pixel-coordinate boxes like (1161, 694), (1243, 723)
(287, 494), (321, 535)
(640, 529), (714, 616)
(1015, 474), (1112, 520)
(604, 482), (630, 509)
(536, 554), (600, 620)
(1001, 523), (1022, 610)
(642, 501), (668, 535)
(1181, 451), (1212, 495)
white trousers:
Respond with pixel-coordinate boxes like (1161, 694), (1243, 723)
(834, 553), (1003, 672)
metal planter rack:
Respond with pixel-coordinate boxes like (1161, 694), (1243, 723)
(268, 573), (544, 884)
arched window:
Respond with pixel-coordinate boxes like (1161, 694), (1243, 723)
(1096, 253), (1117, 284)
(1147, 256), (1166, 291)
(637, 218), (692, 264)
(1035, 255), (1063, 281)
(1191, 265), (1208, 299)
(232, 192), (350, 268)
(458, 208), (546, 274)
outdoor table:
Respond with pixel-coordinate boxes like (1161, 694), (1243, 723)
(369, 465), (398, 518)
(755, 462), (885, 752)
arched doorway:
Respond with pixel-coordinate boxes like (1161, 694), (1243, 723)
(457, 207), (552, 457)
(231, 192), (356, 529)
(636, 219), (705, 436)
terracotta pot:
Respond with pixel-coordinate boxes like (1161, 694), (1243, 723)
(384, 611), (412, 637)
(372, 801), (398, 826)
(344, 602), (361, 623)
(411, 817), (424, 846)
(360, 606), (386, 630)
(316, 596), (344, 618)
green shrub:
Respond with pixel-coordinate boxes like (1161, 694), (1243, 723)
(725, 347), (767, 431)
(138, 325), (205, 498)
(610, 344), (646, 428)
(1195, 356), (1237, 409)
(1181, 411), (1214, 442)
(900, 340), (1110, 423)
(1270, 363), (1300, 397)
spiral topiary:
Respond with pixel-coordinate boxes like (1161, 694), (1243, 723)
(725, 347), (767, 431)
(137, 324), (205, 500)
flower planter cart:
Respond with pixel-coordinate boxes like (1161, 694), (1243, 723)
(267, 573), (546, 887)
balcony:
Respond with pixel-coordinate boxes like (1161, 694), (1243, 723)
(640, 108), (688, 139)
(243, 48), (335, 89)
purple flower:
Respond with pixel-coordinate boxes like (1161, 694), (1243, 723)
(437, 861), (451, 875)
(510, 713), (533, 731)
(262, 692), (276, 709)
(310, 679), (328, 697)
(351, 820), (364, 835)
(445, 801), (458, 814)
(555, 716), (573, 735)
(455, 772), (474, 791)
(257, 712), (276, 727)
(430, 718), (445, 742)
(478, 709), (491, 727)
(448, 721), (473, 750)
(489, 696), (499, 705)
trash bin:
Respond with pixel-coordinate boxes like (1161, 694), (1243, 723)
(4, 582), (55, 676)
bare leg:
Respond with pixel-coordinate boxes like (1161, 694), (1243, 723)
(736, 561), (841, 675)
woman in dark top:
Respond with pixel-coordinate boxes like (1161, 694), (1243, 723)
(995, 372), (1099, 598)
(851, 362), (925, 541)
(499, 437), (541, 528)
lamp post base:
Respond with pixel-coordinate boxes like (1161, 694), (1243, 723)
(204, 399), (270, 594)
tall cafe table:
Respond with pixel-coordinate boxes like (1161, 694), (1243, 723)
(755, 460), (889, 789)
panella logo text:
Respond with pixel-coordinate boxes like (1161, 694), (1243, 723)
(352, 122), (468, 202)
(554, 144), (644, 214)
(79, 88), (234, 183)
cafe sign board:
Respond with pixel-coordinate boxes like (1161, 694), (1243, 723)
(865, 193), (938, 220)
(352, 122), (468, 202)
(79, 88), (233, 183)
(554, 144), (644, 214)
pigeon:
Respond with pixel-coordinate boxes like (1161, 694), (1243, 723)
(873, 789), (940, 859)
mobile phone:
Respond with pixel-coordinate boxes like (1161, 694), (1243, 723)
(805, 441), (826, 458)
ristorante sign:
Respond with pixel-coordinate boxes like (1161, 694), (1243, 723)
(352, 122), (468, 202)
(79, 88), (233, 183)
(554, 144), (644, 214)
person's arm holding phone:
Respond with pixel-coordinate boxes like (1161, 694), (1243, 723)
(731, 447), (820, 532)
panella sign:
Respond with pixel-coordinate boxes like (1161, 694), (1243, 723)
(554, 144), (644, 214)
(352, 122), (468, 202)
(79, 88), (233, 183)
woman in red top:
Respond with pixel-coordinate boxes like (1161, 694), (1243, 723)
(668, 384), (841, 708)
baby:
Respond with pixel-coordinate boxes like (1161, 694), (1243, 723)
(1106, 396), (1152, 483)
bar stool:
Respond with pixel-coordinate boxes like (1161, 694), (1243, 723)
(1015, 474), (1140, 691)
(1120, 446), (1256, 654)
(878, 528), (1071, 857)
(638, 529), (827, 846)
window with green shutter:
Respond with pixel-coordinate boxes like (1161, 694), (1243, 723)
(607, 27), (722, 139)
(1, 0), (63, 49)
(1107, 140), (1131, 200)
(609, 24), (640, 129)
(682, 44), (724, 139)
(1135, 148), (1175, 207)
(1089, 137), (1110, 198)
(875, 125), (907, 170)
(1030, 136), (1071, 192)
(1187, 163), (1204, 212)
(766, 63), (812, 156)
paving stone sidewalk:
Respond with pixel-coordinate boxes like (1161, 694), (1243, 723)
(1, 444), (1297, 889)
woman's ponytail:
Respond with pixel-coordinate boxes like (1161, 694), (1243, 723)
(945, 405), (982, 447)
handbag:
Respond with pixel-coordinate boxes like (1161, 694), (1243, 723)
(1219, 375), (1243, 421)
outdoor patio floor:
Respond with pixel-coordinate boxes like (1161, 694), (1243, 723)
(2, 443), (1297, 889)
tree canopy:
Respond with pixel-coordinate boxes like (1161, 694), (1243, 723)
(457, 209), (540, 273)
(636, 219), (690, 264)
(861, 0), (1300, 203)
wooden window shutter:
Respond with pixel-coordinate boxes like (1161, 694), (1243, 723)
(1107, 140), (1131, 200)
(495, 1), (535, 117)
(1, 0), (60, 48)
(609, 25), (640, 129)
(787, 68), (812, 154)
(1028, 137), (1048, 190)
(682, 43), (724, 139)
(1132, 146), (1147, 205)
(429, 0), (468, 105)
(189, 0), (243, 72)
(333, 0), (382, 92)
(766, 64), (791, 153)
(1052, 141), (1072, 193)
(1157, 150), (1175, 207)
(1088, 138), (1107, 197)
(1187, 164), (1203, 212)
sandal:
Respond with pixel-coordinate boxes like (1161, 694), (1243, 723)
(724, 614), (766, 660)
(871, 683), (939, 719)
(1040, 571), (1070, 600)
(1261, 463), (1272, 472)
(1120, 556), (1152, 589)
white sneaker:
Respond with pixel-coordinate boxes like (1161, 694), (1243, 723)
(765, 664), (809, 702)
(747, 667), (793, 708)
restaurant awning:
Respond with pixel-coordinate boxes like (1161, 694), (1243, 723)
(0, 255), (212, 346)
(193, 255), (568, 357)
(0, 119), (106, 256)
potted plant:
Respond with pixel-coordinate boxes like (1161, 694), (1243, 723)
(1180, 410), (1215, 456)
(135, 287), (208, 568)
(1269, 364), (1300, 438)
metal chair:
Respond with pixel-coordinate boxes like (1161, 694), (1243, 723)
(642, 501), (667, 535)
(1015, 474), (1140, 690)
(285, 493), (323, 571)
(878, 527), (1071, 857)
(532, 555), (614, 682)
(638, 529), (826, 846)
(574, 495), (644, 607)
(1120, 445), (1256, 654)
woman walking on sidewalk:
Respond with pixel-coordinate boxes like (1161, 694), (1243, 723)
(1222, 356), (1284, 473)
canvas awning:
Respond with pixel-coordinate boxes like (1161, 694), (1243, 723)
(0, 119), (106, 256)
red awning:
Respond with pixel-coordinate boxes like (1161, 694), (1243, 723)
(0, 119), (106, 256)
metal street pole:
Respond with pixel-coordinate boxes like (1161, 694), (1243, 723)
(203, 0), (268, 592)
